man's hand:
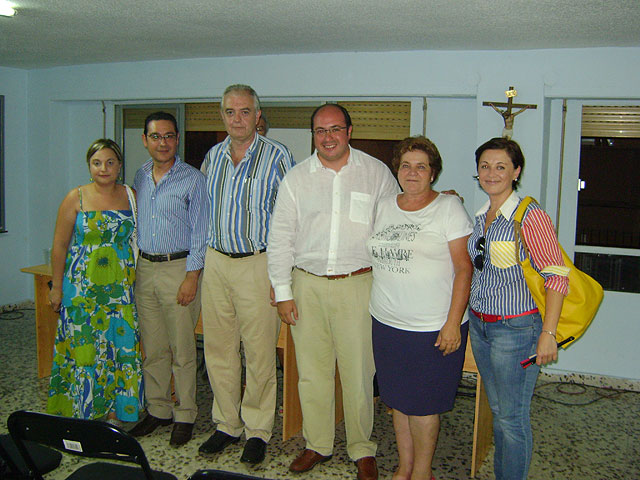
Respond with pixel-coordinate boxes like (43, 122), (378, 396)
(277, 299), (298, 326)
(177, 271), (200, 306)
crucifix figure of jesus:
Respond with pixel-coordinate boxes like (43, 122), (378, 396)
(483, 86), (537, 139)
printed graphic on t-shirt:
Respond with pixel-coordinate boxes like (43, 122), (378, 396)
(370, 223), (419, 274)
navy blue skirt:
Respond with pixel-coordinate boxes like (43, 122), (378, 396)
(372, 317), (468, 416)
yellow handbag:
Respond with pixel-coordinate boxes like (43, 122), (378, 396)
(513, 197), (603, 346)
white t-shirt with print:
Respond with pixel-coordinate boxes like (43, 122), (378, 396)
(367, 193), (473, 332)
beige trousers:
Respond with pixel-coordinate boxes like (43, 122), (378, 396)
(290, 268), (377, 460)
(135, 257), (200, 423)
(201, 248), (279, 442)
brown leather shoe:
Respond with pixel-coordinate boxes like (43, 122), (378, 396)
(355, 456), (378, 480)
(289, 448), (332, 473)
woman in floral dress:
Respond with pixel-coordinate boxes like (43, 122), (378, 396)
(47, 139), (144, 424)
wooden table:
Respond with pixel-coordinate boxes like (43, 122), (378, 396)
(20, 264), (57, 378)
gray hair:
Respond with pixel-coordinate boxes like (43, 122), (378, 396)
(222, 84), (261, 111)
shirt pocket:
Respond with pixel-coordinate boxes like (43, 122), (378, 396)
(349, 192), (372, 225)
(489, 240), (518, 269)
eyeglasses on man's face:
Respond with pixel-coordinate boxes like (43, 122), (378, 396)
(147, 133), (178, 143)
(473, 236), (486, 270)
(312, 126), (348, 137)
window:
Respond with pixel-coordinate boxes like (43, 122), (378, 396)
(576, 137), (640, 249)
(573, 105), (640, 293)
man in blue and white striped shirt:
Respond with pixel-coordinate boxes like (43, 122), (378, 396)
(198, 85), (294, 464)
(129, 111), (209, 447)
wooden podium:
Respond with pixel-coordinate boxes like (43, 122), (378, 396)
(20, 264), (57, 378)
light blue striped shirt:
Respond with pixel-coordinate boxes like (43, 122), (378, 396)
(133, 156), (209, 271)
(201, 134), (294, 253)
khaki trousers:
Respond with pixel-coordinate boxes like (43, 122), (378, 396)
(201, 248), (279, 442)
(290, 268), (377, 460)
(135, 257), (200, 423)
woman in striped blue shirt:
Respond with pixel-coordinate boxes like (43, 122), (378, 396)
(467, 138), (569, 480)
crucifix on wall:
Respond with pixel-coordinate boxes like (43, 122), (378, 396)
(483, 86), (537, 139)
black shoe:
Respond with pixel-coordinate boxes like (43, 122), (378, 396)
(240, 437), (267, 464)
(169, 422), (194, 446)
(199, 430), (240, 454)
(128, 414), (172, 437)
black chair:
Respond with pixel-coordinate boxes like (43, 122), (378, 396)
(188, 470), (273, 480)
(7, 410), (177, 480)
(0, 433), (62, 479)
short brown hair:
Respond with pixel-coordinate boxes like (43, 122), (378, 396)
(475, 137), (525, 190)
(392, 135), (443, 184)
(86, 139), (123, 166)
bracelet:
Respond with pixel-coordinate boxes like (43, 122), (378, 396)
(542, 330), (556, 338)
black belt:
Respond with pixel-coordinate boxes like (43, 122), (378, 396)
(215, 248), (266, 259)
(139, 250), (189, 262)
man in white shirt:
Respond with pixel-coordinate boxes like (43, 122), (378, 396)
(267, 104), (399, 480)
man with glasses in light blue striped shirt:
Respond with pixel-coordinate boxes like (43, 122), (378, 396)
(128, 111), (209, 448)
(198, 85), (294, 464)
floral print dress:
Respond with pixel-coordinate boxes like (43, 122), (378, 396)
(47, 190), (144, 421)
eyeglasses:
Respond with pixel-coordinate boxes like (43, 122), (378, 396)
(147, 133), (177, 142)
(473, 236), (486, 270)
(312, 126), (348, 137)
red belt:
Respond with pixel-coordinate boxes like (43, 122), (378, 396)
(297, 266), (372, 280)
(471, 308), (539, 323)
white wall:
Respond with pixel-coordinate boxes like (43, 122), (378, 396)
(123, 127), (151, 184)
(268, 128), (313, 163)
(0, 67), (29, 302)
(2, 47), (639, 379)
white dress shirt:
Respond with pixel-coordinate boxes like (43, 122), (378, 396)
(267, 147), (399, 302)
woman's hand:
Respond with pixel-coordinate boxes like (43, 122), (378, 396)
(535, 332), (558, 366)
(435, 321), (461, 356)
(49, 287), (62, 313)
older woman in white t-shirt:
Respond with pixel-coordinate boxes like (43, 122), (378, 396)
(367, 136), (473, 480)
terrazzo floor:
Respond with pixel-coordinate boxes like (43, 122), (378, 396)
(1, 305), (639, 479)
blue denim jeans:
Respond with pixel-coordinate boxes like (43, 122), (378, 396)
(469, 309), (542, 480)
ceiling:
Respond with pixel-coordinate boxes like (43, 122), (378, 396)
(1, 0), (639, 70)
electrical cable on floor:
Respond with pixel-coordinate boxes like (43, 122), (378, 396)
(532, 381), (639, 406)
(0, 307), (34, 320)
(455, 376), (639, 404)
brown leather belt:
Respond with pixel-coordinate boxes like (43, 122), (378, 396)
(297, 266), (372, 280)
(471, 308), (539, 323)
